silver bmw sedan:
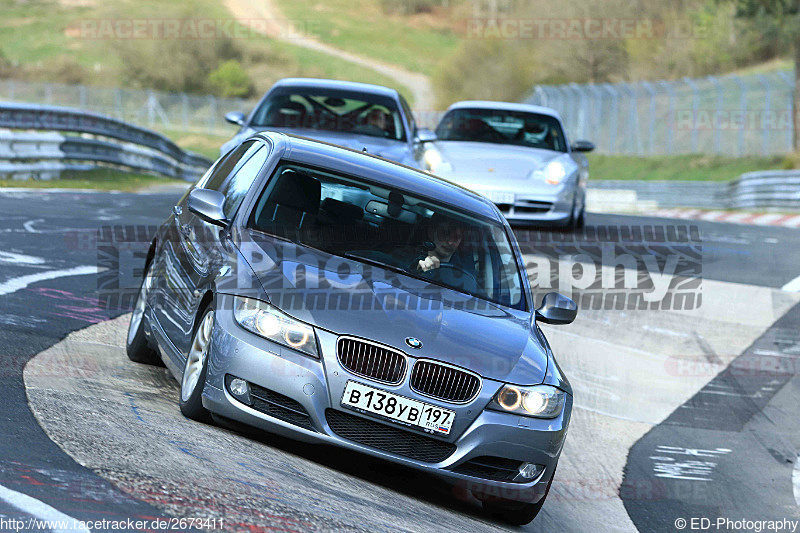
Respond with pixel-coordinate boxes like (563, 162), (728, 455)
(127, 131), (577, 525)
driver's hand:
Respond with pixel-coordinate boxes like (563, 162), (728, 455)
(418, 252), (441, 272)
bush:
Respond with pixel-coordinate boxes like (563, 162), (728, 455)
(208, 60), (254, 98)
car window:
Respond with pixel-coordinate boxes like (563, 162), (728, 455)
(199, 140), (257, 191)
(248, 161), (526, 310)
(435, 108), (568, 152)
(399, 95), (416, 138)
(220, 143), (269, 218)
(250, 87), (407, 141)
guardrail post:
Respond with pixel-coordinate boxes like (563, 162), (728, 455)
(79, 85), (87, 109)
(44, 84), (52, 105)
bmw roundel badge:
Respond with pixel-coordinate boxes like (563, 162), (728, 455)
(405, 337), (422, 349)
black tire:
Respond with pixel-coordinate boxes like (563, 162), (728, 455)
(575, 207), (586, 229)
(179, 307), (214, 422)
(126, 262), (163, 366)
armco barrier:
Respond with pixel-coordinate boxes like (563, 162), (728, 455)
(0, 102), (213, 180)
(588, 171), (800, 213)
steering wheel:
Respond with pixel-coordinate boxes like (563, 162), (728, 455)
(421, 262), (478, 292)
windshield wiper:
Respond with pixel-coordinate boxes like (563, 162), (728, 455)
(342, 252), (410, 277)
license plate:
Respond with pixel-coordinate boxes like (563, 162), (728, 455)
(341, 381), (456, 435)
(486, 191), (515, 204)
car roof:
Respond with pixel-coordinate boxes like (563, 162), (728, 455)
(446, 100), (562, 120)
(271, 77), (400, 99)
(255, 131), (503, 222)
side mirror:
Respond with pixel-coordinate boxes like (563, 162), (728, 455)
(415, 128), (437, 144)
(225, 111), (246, 126)
(535, 292), (577, 325)
(571, 140), (595, 152)
(187, 188), (228, 227)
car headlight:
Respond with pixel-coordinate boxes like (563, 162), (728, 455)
(423, 148), (452, 174)
(487, 384), (566, 418)
(233, 296), (319, 358)
(532, 161), (567, 185)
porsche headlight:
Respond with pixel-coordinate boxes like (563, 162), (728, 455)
(487, 384), (566, 418)
(233, 296), (319, 358)
(423, 148), (452, 174)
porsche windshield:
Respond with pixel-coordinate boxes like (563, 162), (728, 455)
(435, 108), (567, 152)
(250, 87), (407, 141)
(248, 161), (526, 309)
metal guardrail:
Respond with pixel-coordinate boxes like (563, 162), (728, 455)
(0, 102), (213, 181)
(587, 171), (800, 212)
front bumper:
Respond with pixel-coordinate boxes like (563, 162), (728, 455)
(203, 294), (572, 503)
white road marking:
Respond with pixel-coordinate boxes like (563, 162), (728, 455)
(0, 251), (46, 265)
(23, 219), (46, 233)
(794, 454), (799, 506)
(0, 266), (97, 296)
(0, 483), (90, 532)
(782, 275), (800, 293)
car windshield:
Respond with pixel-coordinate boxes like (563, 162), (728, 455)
(435, 108), (567, 152)
(250, 87), (406, 141)
(248, 161), (526, 309)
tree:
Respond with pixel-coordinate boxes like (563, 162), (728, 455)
(732, 0), (800, 149)
(208, 60), (254, 98)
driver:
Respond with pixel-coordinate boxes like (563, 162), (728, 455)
(416, 213), (469, 273)
(361, 108), (389, 136)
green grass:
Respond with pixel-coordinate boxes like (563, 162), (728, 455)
(155, 128), (232, 160)
(0, 168), (184, 191)
(586, 153), (787, 181)
(273, 0), (459, 76)
(0, 0), (413, 102)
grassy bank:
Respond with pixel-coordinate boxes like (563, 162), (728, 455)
(0, 0), (412, 102)
(0, 168), (185, 191)
(586, 153), (788, 181)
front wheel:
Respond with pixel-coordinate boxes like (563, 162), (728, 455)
(179, 308), (214, 421)
(126, 262), (162, 366)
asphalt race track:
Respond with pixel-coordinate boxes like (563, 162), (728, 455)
(1, 187), (799, 532)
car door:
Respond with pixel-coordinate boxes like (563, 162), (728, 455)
(156, 139), (269, 358)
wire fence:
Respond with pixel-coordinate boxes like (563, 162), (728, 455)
(0, 79), (258, 136)
(526, 70), (797, 156)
